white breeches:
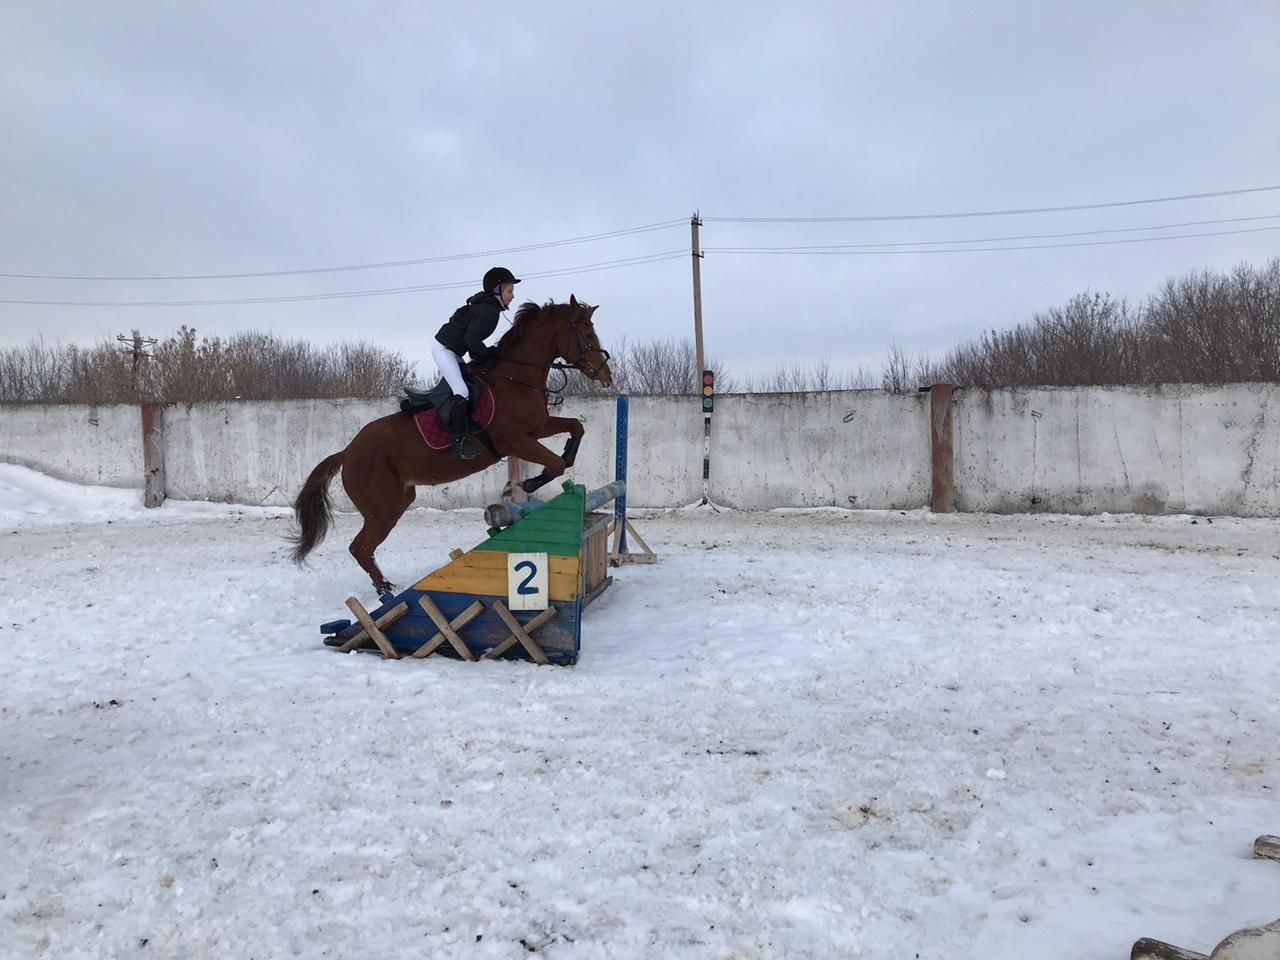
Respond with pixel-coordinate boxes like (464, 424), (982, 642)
(431, 341), (469, 398)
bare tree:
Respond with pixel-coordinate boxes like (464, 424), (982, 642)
(8, 258), (1271, 403)
(556, 335), (736, 397)
(919, 259), (1279, 387)
(0, 327), (414, 403)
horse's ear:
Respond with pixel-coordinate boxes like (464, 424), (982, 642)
(588, 304), (599, 317)
(569, 294), (578, 307)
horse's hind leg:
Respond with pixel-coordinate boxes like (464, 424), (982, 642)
(346, 480), (414, 597)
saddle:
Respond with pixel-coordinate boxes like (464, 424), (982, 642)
(400, 376), (484, 421)
(401, 377), (498, 455)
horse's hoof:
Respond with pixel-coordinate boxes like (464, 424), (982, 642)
(500, 480), (518, 501)
(375, 581), (398, 599)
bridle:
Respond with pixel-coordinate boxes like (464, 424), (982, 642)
(564, 316), (611, 381)
(476, 315), (610, 401)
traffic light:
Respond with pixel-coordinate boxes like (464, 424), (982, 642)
(701, 369), (714, 413)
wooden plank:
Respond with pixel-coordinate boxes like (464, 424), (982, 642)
(416, 595), (478, 661)
(351, 590), (580, 665)
(491, 600), (549, 665)
(410, 599), (484, 659)
(582, 513), (610, 595)
(483, 606), (558, 660)
(472, 485), (585, 557)
(582, 513), (613, 543)
(474, 533), (582, 558)
(1130, 939), (1208, 960)
(342, 598), (402, 659)
(1254, 835), (1280, 862)
(581, 575), (613, 608)
(609, 519), (657, 565)
(336, 600), (408, 653)
(1211, 920), (1280, 960)
(414, 561), (508, 598)
(412, 552), (580, 601)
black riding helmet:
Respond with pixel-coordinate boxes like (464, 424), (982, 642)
(483, 266), (520, 293)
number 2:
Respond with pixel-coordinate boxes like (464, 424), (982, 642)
(514, 560), (540, 595)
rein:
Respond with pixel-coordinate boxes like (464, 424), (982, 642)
(477, 361), (569, 406)
(475, 317), (608, 404)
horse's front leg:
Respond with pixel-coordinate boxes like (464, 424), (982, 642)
(534, 415), (586, 468)
(503, 434), (570, 496)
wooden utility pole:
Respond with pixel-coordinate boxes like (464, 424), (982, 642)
(141, 402), (166, 508)
(117, 330), (157, 400)
(929, 383), (956, 513)
(690, 212), (716, 507)
(690, 213), (705, 386)
(116, 331), (164, 507)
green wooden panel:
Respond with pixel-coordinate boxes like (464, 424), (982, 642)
(472, 484), (586, 558)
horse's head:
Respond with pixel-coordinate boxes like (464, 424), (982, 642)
(558, 295), (612, 387)
(499, 297), (613, 387)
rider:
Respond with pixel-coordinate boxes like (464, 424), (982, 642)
(432, 266), (519, 459)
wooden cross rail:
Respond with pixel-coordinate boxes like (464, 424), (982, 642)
(1131, 940), (1208, 960)
(1131, 842), (1279, 960)
(340, 599), (409, 658)
(609, 517), (656, 565)
(412, 597), (483, 660)
(490, 601), (551, 665)
(1254, 835), (1280, 862)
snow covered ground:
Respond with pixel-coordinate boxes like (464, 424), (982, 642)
(2, 463), (1278, 960)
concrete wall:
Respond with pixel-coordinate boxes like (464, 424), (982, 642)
(2, 384), (1277, 516)
(710, 391), (930, 510)
(954, 383), (1280, 516)
(0, 403), (143, 488)
(154, 392), (926, 511)
(156, 396), (702, 511)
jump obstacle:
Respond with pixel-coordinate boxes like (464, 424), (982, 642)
(320, 395), (655, 665)
(1130, 834), (1279, 960)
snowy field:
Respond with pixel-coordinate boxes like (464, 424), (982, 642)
(2, 463), (1278, 960)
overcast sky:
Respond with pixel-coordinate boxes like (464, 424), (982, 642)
(2, 2), (1277, 380)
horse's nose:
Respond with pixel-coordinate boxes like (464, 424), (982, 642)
(598, 362), (613, 387)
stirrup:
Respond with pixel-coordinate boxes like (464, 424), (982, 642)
(451, 436), (479, 460)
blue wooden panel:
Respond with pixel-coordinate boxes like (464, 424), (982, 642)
(332, 588), (582, 665)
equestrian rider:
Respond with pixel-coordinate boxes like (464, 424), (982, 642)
(432, 266), (519, 459)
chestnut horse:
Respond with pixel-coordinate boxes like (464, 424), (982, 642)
(290, 296), (612, 594)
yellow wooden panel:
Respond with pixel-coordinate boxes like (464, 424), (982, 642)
(413, 552), (580, 601)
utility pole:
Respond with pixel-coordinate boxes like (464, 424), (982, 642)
(690, 212), (715, 508)
(117, 330), (157, 400)
(690, 212), (705, 387)
(117, 331), (164, 508)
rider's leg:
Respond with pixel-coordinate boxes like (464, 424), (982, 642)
(430, 341), (478, 459)
(431, 340), (469, 400)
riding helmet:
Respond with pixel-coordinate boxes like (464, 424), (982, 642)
(483, 266), (521, 292)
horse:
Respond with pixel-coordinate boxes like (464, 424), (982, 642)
(290, 295), (612, 594)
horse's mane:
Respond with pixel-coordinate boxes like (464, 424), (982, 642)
(495, 300), (565, 353)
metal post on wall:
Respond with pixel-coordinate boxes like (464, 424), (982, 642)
(614, 393), (629, 554)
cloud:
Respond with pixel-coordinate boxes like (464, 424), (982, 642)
(1, 1), (1277, 379)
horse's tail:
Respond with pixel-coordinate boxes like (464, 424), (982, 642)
(291, 451), (344, 564)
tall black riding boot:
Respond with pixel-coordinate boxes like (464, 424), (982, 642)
(448, 401), (479, 460)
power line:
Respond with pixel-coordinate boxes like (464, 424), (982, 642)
(704, 184), (1280, 224)
(0, 218), (687, 282)
(0, 251), (687, 307)
(706, 214), (1280, 252)
(704, 225), (1280, 256)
